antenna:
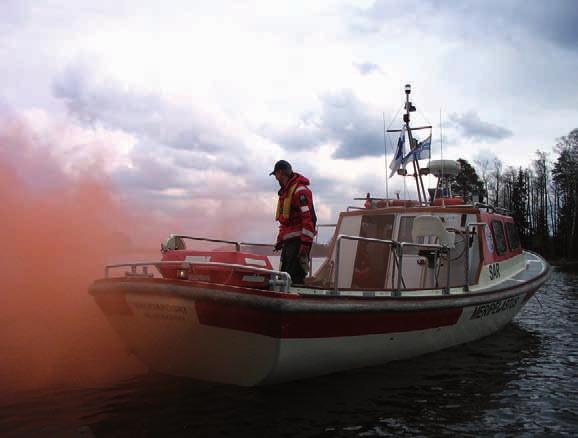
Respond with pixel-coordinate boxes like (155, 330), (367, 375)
(383, 112), (389, 199)
(440, 108), (444, 196)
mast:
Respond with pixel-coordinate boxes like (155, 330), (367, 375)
(386, 84), (431, 203)
(404, 84), (428, 203)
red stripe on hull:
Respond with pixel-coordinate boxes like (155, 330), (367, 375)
(195, 301), (463, 338)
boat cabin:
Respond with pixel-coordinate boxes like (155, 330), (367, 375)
(308, 203), (524, 294)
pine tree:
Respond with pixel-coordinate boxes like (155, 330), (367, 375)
(450, 159), (485, 202)
(552, 129), (578, 258)
(512, 168), (529, 246)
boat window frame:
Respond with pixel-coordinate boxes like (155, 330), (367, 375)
(491, 220), (507, 256)
(505, 222), (521, 251)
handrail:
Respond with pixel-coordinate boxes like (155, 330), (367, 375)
(104, 260), (292, 292)
(166, 234), (242, 251)
(165, 235), (279, 252)
(334, 234), (450, 296)
(239, 242), (274, 248)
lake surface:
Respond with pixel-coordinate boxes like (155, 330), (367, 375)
(1, 268), (577, 437)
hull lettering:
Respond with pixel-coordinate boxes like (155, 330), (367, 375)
(470, 296), (519, 320)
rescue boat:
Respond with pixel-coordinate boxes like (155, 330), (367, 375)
(90, 86), (550, 386)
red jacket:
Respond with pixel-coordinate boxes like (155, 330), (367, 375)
(276, 173), (317, 245)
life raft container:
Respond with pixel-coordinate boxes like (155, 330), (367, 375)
(160, 250), (273, 288)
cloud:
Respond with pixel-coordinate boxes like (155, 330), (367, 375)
(51, 59), (288, 188)
(264, 89), (387, 159)
(0, 0), (26, 39)
(449, 111), (512, 142)
(110, 144), (190, 192)
(50, 61), (334, 228)
(53, 61), (248, 155)
(351, 0), (578, 51)
(484, 1), (578, 51)
(353, 62), (382, 75)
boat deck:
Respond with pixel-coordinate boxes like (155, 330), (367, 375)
(478, 251), (549, 293)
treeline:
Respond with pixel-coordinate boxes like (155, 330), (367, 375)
(451, 128), (578, 260)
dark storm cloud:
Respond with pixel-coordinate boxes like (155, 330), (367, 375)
(494, 0), (578, 50)
(323, 90), (384, 158)
(352, 0), (578, 51)
(449, 111), (512, 142)
(264, 90), (388, 159)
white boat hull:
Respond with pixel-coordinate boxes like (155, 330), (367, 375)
(90, 252), (549, 386)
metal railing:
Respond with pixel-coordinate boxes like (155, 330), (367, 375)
(163, 235), (242, 252)
(334, 234), (452, 296)
(104, 260), (292, 292)
(148, 224), (484, 296)
(162, 234), (279, 253)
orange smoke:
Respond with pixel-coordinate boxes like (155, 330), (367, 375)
(0, 114), (149, 392)
(0, 110), (277, 393)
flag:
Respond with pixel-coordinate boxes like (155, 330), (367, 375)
(389, 127), (405, 178)
(415, 134), (431, 160)
(401, 147), (414, 166)
(401, 133), (432, 165)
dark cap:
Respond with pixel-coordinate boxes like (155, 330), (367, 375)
(269, 160), (292, 176)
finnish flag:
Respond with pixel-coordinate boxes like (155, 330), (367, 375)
(389, 127), (406, 178)
(415, 134), (432, 160)
(401, 133), (432, 165)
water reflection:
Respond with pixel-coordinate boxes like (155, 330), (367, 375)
(70, 323), (541, 437)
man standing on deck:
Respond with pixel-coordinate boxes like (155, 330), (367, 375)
(270, 160), (317, 285)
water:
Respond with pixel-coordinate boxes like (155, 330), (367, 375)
(1, 268), (577, 437)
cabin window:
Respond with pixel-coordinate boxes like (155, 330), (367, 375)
(506, 222), (521, 250)
(352, 214), (394, 288)
(491, 220), (507, 256)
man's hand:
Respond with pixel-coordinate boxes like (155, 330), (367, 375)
(273, 241), (283, 252)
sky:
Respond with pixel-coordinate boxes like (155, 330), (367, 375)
(2, 0), (578, 242)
